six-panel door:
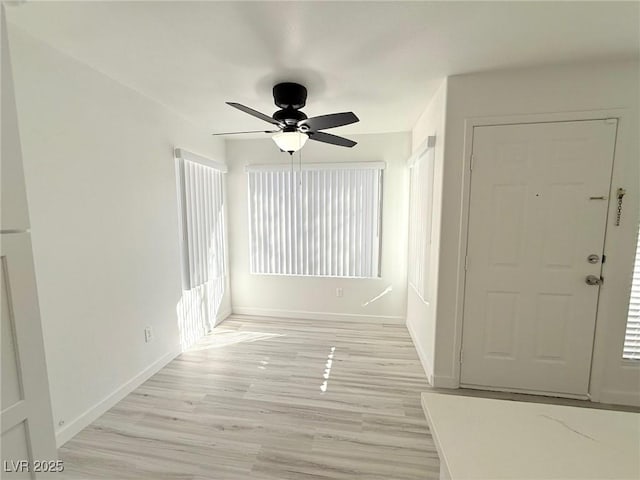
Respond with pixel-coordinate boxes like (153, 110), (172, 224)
(460, 120), (617, 396)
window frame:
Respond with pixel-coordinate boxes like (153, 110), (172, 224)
(407, 137), (436, 303)
(245, 161), (385, 279)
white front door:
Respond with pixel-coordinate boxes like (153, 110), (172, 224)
(460, 120), (617, 396)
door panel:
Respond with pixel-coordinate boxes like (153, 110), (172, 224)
(1, 6), (30, 231)
(484, 292), (519, 358)
(533, 293), (570, 361)
(461, 120), (617, 396)
(1, 234), (57, 477)
(2, 423), (31, 479)
(489, 186), (525, 266)
(2, 273), (23, 408)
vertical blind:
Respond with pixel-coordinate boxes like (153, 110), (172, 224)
(247, 163), (383, 277)
(176, 150), (227, 290)
(623, 223), (640, 360)
(408, 144), (435, 302)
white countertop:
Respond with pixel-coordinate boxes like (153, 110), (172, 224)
(422, 392), (640, 480)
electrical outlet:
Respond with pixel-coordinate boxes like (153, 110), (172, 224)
(336, 288), (343, 297)
(144, 326), (153, 343)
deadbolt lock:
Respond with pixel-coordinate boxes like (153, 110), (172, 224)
(587, 254), (600, 264)
(585, 275), (603, 286)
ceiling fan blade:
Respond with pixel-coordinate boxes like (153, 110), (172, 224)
(212, 129), (279, 136)
(226, 102), (281, 126)
(308, 131), (357, 148)
(299, 112), (359, 132)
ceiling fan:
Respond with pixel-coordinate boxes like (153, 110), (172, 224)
(213, 82), (359, 154)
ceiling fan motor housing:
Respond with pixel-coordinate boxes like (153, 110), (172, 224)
(273, 82), (307, 110)
(272, 83), (309, 127)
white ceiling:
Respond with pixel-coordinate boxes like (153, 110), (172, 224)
(7, 1), (639, 136)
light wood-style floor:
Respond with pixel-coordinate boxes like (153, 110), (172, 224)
(60, 315), (439, 479)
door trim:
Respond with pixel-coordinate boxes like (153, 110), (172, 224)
(452, 109), (628, 400)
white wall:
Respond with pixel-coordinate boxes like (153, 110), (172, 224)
(227, 133), (411, 322)
(406, 79), (447, 383)
(8, 25), (230, 444)
(433, 60), (640, 404)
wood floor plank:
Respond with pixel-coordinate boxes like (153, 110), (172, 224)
(59, 315), (439, 479)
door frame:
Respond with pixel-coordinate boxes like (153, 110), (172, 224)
(452, 108), (634, 402)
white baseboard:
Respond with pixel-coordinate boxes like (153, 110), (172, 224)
(599, 389), (640, 407)
(231, 306), (404, 324)
(55, 348), (180, 447)
(406, 317), (434, 385)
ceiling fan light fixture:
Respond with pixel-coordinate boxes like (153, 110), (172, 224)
(272, 131), (308, 153)
(223, 83), (359, 149)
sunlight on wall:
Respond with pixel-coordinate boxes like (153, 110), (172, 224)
(361, 285), (393, 307)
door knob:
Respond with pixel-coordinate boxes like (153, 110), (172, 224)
(585, 275), (603, 286)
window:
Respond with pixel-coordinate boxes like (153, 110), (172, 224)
(623, 223), (640, 360)
(408, 138), (435, 302)
(175, 149), (227, 290)
(175, 148), (228, 347)
(246, 162), (384, 277)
